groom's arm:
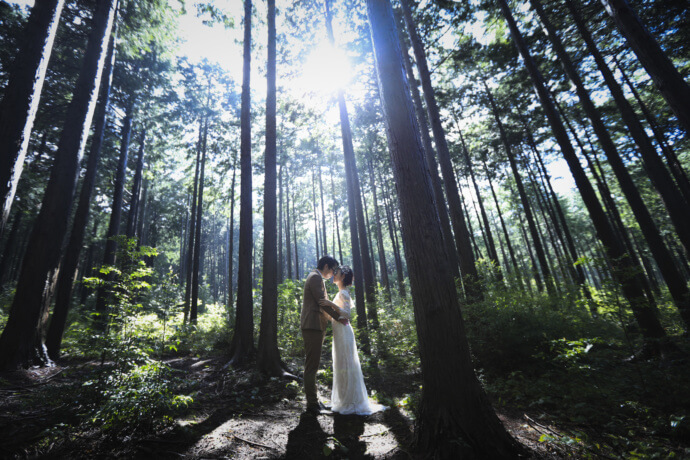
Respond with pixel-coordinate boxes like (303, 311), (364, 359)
(308, 275), (341, 322)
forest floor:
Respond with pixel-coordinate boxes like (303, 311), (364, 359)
(1, 341), (689, 459)
(0, 350), (573, 459)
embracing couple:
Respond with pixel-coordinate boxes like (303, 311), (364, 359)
(300, 255), (386, 416)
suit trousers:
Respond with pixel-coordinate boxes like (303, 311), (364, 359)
(302, 328), (326, 406)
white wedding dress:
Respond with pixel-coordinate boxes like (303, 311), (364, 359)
(330, 288), (386, 415)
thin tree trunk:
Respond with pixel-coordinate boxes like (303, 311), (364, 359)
(484, 82), (554, 294)
(325, 0), (369, 332)
(369, 159), (391, 302)
(365, 0), (523, 455)
(610, 53), (690, 204)
(536, 0), (690, 325)
(228, 160), (237, 318)
(278, 164), (283, 284)
(598, 0), (690, 135)
(381, 176), (406, 297)
(0, 0), (65, 236)
(229, 0), (255, 366)
(125, 129), (145, 239)
(463, 138), (501, 278)
(95, 100), (134, 319)
(318, 162), (327, 256)
(331, 174), (343, 264)
(285, 170), (292, 280)
(498, 0), (668, 347)
(190, 119), (208, 325)
(564, 0), (690, 255)
(482, 161), (523, 288)
(0, 0), (117, 370)
(184, 124), (202, 322)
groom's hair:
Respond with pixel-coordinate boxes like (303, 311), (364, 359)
(317, 255), (339, 271)
(340, 266), (354, 287)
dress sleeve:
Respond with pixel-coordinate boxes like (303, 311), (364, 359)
(339, 291), (352, 318)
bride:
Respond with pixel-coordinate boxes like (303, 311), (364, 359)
(319, 266), (386, 415)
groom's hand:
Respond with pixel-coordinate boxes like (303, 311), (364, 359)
(338, 318), (349, 326)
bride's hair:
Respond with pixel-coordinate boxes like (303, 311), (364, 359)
(339, 266), (354, 287)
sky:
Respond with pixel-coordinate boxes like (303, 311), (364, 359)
(3, 0), (576, 197)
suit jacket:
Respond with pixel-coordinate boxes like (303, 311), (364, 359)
(300, 269), (340, 331)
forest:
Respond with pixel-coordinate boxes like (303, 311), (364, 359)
(0, 0), (689, 457)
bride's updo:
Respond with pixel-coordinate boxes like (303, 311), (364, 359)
(339, 266), (354, 287)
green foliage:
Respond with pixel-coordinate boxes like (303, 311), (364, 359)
(84, 361), (192, 435)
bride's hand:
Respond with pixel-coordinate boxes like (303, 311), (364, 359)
(338, 318), (349, 326)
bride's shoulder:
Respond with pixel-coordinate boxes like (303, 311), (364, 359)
(340, 288), (351, 298)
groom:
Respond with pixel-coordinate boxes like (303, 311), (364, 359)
(301, 255), (348, 415)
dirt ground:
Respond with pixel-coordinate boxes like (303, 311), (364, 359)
(0, 351), (571, 459)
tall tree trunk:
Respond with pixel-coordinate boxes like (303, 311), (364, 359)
(0, 0), (65, 236)
(365, 0), (523, 455)
(462, 141), (502, 278)
(293, 195), (299, 280)
(539, 0), (690, 318)
(190, 119), (207, 325)
(278, 165), (283, 284)
(229, 0), (255, 366)
(258, 0), (291, 377)
(482, 161), (523, 288)
(369, 159), (391, 302)
(564, 0), (690, 256)
(381, 176), (406, 297)
(400, 0), (481, 300)
(227, 161), (237, 319)
(598, 0), (690, 135)
(318, 163), (328, 256)
(95, 100), (134, 320)
(523, 120), (592, 304)
(484, 83), (554, 294)
(398, 26), (461, 281)
(325, 0), (369, 332)
(125, 129), (145, 239)
(45, 30), (117, 359)
(0, 0), (117, 370)
(499, 0), (668, 347)
(312, 168), (320, 259)
(184, 123), (202, 322)
(285, 170), (292, 280)
(331, 174), (344, 264)
(0, 210), (23, 286)
(610, 54), (690, 204)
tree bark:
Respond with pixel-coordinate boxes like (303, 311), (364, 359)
(565, 0), (690, 256)
(95, 100), (134, 320)
(184, 123), (202, 322)
(599, 0), (690, 136)
(484, 82), (553, 294)
(45, 30), (117, 359)
(258, 0), (292, 377)
(229, 0), (255, 366)
(125, 129), (146, 239)
(365, 0), (523, 455)
(536, 0), (690, 326)
(368, 159), (391, 302)
(398, 25), (461, 281)
(324, 0), (369, 332)
(0, 0), (65, 236)
(0, 0), (117, 370)
(190, 119), (207, 325)
(499, 0), (667, 345)
(400, 0), (481, 301)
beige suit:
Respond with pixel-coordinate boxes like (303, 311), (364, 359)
(301, 269), (340, 406)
